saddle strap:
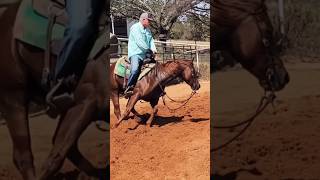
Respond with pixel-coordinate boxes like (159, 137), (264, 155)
(42, 2), (64, 89)
(123, 66), (127, 89)
(42, 11), (57, 90)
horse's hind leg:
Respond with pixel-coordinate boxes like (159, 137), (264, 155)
(52, 115), (104, 178)
(38, 96), (97, 179)
(67, 142), (106, 178)
(2, 92), (36, 180)
(48, 100), (104, 179)
(114, 93), (140, 128)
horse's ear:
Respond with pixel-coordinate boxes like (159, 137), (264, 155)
(192, 57), (195, 63)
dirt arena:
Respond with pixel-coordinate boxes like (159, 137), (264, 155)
(0, 116), (108, 179)
(110, 82), (210, 180)
(212, 62), (320, 179)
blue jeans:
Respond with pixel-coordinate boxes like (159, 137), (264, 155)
(127, 55), (143, 87)
(55, 0), (105, 80)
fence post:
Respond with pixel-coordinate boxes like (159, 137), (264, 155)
(183, 45), (185, 59)
(195, 43), (199, 72)
(111, 15), (115, 34)
(171, 45), (174, 59)
(162, 44), (165, 63)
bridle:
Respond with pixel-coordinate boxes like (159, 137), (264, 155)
(212, 3), (279, 152)
(252, 4), (284, 93)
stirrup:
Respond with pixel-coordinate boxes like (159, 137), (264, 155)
(46, 79), (64, 107)
(124, 86), (134, 99)
(124, 91), (133, 99)
(46, 79), (74, 113)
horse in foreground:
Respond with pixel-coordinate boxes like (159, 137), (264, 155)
(110, 59), (201, 128)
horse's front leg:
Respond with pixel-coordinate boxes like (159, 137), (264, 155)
(147, 98), (159, 127)
(114, 93), (140, 128)
(2, 91), (36, 180)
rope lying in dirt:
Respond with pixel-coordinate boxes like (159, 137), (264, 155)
(212, 91), (276, 152)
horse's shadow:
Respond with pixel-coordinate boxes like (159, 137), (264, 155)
(189, 118), (210, 123)
(153, 115), (184, 127)
(128, 114), (184, 130)
(211, 168), (262, 180)
(128, 114), (209, 130)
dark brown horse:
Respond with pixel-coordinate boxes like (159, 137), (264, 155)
(212, 0), (289, 91)
(0, 2), (109, 180)
(110, 59), (200, 128)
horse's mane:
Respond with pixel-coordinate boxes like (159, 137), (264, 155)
(146, 60), (192, 83)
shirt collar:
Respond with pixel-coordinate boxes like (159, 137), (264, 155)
(139, 22), (147, 29)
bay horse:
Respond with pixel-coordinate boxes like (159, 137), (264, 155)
(110, 59), (201, 128)
(212, 0), (289, 91)
(0, 2), (109, 180)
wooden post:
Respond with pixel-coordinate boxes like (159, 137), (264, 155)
(111, 15), (115, 34)
(196, 44), (199, 72)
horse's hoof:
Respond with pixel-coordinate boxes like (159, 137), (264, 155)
(135, 117), (144, 124)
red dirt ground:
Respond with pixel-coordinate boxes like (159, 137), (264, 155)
(110, 82), (210, 180)
(212, 62), (320, 179)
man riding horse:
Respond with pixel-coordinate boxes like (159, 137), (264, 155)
(48, 0), (105, 103)
(124, 12), (157, 98)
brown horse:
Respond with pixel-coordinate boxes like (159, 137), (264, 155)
(212, 0), (289, 91)
(0, 2), (109, 180)
(110, 59), (201, 128)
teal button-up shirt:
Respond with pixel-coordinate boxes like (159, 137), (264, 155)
(128, 22), (157, 60)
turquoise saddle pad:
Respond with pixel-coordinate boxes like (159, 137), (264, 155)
(114, 56), (156, 80)
(13, 0), (106, 59)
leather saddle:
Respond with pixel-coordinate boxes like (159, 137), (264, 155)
(30, 0), (108, 90)
(32, 0), (68, 25)
(32, 0), (107, 27)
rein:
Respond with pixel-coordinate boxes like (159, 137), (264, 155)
(158, 80), (196, 112)
(212, 90), (276, 152)
(211, 2), (280, 151)
(156, 61), (198, 112)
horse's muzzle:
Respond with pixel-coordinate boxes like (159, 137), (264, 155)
(261, 70), (289, 91)
(193, 83), (201, 91)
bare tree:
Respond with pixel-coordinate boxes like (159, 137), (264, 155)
(111, 0), (209, 38)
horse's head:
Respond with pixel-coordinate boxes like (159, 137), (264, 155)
(177, 60), (201, 91)
(234, 10), (289, 92)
